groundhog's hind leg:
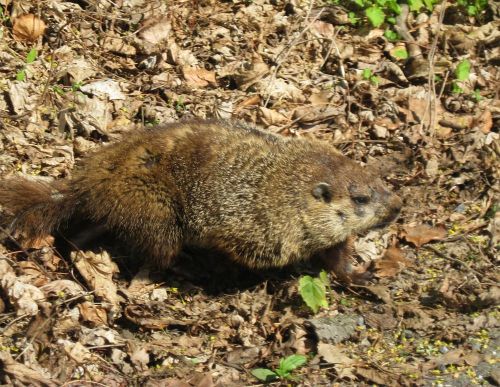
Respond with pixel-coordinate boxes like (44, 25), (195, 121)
(76, 182), (184, 268)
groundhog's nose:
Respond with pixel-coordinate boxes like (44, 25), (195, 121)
(387, 194), (403, 221)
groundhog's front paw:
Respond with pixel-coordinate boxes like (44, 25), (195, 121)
(348, 267), (374, 285)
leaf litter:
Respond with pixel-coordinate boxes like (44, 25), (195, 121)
(0, 0), (498, 385)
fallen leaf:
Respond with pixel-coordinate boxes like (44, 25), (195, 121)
(182, 67), (217, 88)
(365, 285), (392, 304)
(0, 352), (57, 386)
(78, 301), (109, 326)
(356, 367), (391, 385)
(374, 247), (412, 278)
(40, 279), (85, 298)
(130, 347), (150, 371)
(401, 224), (447, 247)
(0, 260), (49, 316)
(71, 250), (121, 316)
(317, 343), (354, 364)
(13, 14), (46, 41)
(138, 16), (171, 45)
(60, 340), (94, 363)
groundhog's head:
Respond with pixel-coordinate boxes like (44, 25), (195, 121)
(304, 154), (402, 244)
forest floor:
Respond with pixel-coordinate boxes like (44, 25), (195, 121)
(0, 0), (498, 386)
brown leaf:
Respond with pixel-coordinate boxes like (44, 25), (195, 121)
(182, 66), (217, 88)
(13, 14), (46, 42)
(473, 109), (493, 134)
(71, 250), (121, 316)
(78, 301), (109, 326)
(138, 16), (171, 45)
(374, 247), (412, 278)
(356, 367), (391, 385)
(259, 107), (289, 126)
(365, 285), (392, 304)
(401, 224), (447, 247)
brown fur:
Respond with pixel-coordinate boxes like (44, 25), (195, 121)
(0, 120), (402, 282)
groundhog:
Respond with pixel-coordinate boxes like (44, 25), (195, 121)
(0, 120), (402, 283)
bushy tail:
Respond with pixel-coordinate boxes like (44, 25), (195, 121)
(0, 178), (75, 243)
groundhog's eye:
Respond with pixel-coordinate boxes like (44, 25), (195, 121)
(312, 182), (332, 203)
(352, 195), (370, 205)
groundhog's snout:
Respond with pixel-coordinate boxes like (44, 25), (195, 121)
(384, 192), (403, 223)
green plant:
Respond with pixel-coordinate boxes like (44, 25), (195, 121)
(16, 48), (37, 81)
(362, 68), (380, 86)
(327, 0), (438, 39)
(451, 59), (471, 94)
(251, 354), (308, 382)
(299, 270), (329, 313)
(457, 0), (488, 16)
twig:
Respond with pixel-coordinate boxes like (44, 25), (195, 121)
(422, 1), (447, 137)
(264, 1), (320, 107)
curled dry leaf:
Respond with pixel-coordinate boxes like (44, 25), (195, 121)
(182, 67), (217, 88)
(13, 14), (46, 41)
(59, 340), (94, 364)
(71, 250), (121, 315)
(0, 260), (49, 316)
(40, 279), (85, 298)
(130, 347), (150, 371)
(259, 106), (289, 126)
(138, 16), (171, 45)
(374, 247), (412, 278)
(78, 301), (109, 326)
(401, 224), (447, 247)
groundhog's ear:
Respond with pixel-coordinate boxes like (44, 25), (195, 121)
(312, 182), (332, 203)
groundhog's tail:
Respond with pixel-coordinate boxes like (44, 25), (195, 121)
(0, 178), (75, 244)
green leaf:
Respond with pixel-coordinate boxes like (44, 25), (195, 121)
(393, 48), (409, 59)
(384, 29), (399, 41)
(408, 0), (424, 12)
(455, 59), (471, 81)
(299, 275), (328, 313)
(251, 368), (278, 382)
(370, 75), (380, 86)
(423, 0), (435, 10)
(386, 0), (401, 14)
(277, 355), (307, 376)
(319, 270), (330, 286)
(451, 81), (463, 94)
(472, 89), (482, 102)
(354, 0), (365, 7)
(26, 48), (37, 64)
(362, 68), (373, 80)
(16, 69), (26, 81)
(365, 6), (385, 27)
(348, 12), (360, 25)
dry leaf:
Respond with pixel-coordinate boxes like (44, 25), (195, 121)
(366, 285), (392, 304)
(40, 279), (85, 298)
(71, 250), (121, 315)
(259, 107), (288, 125)
(13, 14), (46, 41)
(401, 224), (447, 247)
(130, 347), (150, 371)
(374, 247), (412, 278)
(78, 301), (109, 326)
(0, 260), (49, 316)
(60, 340), (94, 364)
(138, 16), (171, 45)
(317, 343), (354, 364)
(182, 67), (217, 88)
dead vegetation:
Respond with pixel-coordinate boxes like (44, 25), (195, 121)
(0, 0), (498, 386)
